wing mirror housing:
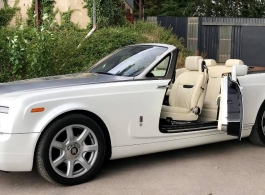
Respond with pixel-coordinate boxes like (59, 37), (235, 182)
(231, 65), (248, 82)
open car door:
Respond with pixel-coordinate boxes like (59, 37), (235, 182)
(218, 65), (248, 140)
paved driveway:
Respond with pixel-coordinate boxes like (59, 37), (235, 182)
(1, 139), (265, 195)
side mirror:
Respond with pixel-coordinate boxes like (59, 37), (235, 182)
(231, 65), (248, 82)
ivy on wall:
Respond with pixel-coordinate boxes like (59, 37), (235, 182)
(26, 1), (35, 27)
(27, 0), (55, 27)
(84, 0), (126, 28)
(61, 9), (78, 30)
(0, 0), (19, 27)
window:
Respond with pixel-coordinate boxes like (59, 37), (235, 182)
(149, 56), (170, 77)
(89, 45), (167, 77)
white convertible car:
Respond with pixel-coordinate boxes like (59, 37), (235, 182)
(1, 43), (265, 185)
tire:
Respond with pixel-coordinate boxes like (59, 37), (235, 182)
(249, 104), (265, 146)
(35, 114), (106, 185)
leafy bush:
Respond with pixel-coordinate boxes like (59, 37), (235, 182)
(0, 21), (191, 83)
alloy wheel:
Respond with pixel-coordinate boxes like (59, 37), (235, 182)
(49, 124), (98, 178)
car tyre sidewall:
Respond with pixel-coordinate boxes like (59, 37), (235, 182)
(249, 103), (265, 146)
(256, 107), (265, 143)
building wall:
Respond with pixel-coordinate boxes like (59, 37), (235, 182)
(124, 2), (133, 14)
(54, 0), (90, 29)
(125, 0), (133, 9)
(0, 0), (4, 8)
(1, 0), (90, 28)
(4, 0), (32, 26)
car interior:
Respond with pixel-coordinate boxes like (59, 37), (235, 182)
(159, 56), (245, 133)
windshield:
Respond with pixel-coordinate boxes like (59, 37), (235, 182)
(89, 45), (168, 77)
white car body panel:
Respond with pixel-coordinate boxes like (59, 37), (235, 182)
(238, 73), (265, 124)
(112, 125), (252, 159)
(0, 133), (40, 171)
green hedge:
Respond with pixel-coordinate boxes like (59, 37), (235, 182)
(0, 21), (191, 83)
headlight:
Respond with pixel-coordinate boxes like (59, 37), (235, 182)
(0, 106), (9, 114)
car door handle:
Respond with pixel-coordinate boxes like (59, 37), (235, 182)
(157, 85), (169, 89)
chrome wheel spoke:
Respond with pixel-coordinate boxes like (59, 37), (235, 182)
(77, 129), (90, 144)
(66, 126), (74, 142)
(53, 153), (66, 167)
(78, 157), (91, 170)
(51, 141), (64, 150)
(83, 144), (98, 152)
(66, 160), (74, 177)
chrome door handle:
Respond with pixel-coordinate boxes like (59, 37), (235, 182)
(157, 85), (169, 89)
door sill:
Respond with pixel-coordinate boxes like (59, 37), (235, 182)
(159, 119), (218, 133)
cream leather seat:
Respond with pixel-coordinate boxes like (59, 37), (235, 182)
(161, 56), (208, 121)
(199, 59), (244, 121)
(175, 68), (187, 79)
(166, 68), (188, 96)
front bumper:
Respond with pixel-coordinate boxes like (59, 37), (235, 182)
(0, 133), (40, 172)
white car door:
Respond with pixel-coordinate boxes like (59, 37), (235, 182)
(128, 55), (174, 138)
(218, 65), (248, 140)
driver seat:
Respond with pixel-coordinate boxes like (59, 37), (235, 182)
(160, 56), (208, 121)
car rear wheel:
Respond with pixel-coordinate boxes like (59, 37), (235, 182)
(249, 105), (265, 146)
(35, 114), (106, 185)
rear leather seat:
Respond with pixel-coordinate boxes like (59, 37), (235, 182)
(199, 59), (244, 121)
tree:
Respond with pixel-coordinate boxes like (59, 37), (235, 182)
(239, 0), (265, 17)
(135, 0), (265, 18)
(134, 0), (196, 17)
(195, 0), (265, 17)
(159, 0), (194, 16)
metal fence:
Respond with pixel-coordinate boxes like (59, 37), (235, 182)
(147, 16), (265, 66)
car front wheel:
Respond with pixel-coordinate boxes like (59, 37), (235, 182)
(35, 114), (106, 185)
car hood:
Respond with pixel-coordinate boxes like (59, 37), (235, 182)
(0, 73), (132, 96)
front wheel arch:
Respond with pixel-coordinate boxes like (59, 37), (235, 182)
(34, 110), (112, 165)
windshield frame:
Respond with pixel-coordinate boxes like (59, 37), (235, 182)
(134, 45), (179, 81)
(88, 44), (170, 77)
